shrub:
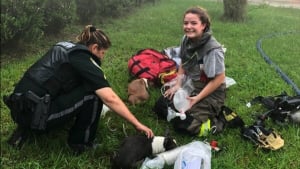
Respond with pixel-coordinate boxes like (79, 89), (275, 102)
(96, 0), (136, 19)
(42, 0), (76, 34)
(75, 0), (97, 24)
(1, 0), (45, 46)
(0, 0), (156, 53)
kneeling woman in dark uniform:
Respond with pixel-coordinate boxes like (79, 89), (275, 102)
(3, 25), (154, 154)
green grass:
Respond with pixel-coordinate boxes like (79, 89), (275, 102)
(1, 0), (300, 168)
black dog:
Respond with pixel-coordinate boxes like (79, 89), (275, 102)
(111, 135), (177, 169)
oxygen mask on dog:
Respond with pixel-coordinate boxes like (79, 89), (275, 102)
(173, 88), (189, 114)
(173, 76), (194, 113)
(163, 75), (194, 121)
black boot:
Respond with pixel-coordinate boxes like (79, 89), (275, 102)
(68, 142), (99, 155)
(220, 106), (245, 129)
(7, 125), (29, 149)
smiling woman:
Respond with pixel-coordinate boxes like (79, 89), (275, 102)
(163, 6), (226, 137)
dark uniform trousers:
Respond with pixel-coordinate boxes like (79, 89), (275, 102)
(46, 85), (102, 145)
(5, 86), (102, 146)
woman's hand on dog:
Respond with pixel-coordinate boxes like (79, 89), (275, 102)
(135, 123), (154, 138)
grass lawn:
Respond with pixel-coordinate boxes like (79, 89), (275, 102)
(1, 0), (300, 168)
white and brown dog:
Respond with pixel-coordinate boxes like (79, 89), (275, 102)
(127, 78), (149, 105)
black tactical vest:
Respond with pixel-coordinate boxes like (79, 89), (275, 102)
(24, 42), (91, 97)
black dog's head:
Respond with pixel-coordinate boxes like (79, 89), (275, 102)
(163, 128), (177, 150)
(163, 136), (177, 150)
(111, 128), (177, 169)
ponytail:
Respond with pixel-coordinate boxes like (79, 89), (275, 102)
(76, 25), (111, 49)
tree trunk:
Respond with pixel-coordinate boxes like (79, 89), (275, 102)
(223, 0), (247, 22)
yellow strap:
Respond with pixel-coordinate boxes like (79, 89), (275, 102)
(224, 111), (237, 121)
(159, 69), (177, 84)
(265, 132), (284, 150)
(198, 119), (211, 137)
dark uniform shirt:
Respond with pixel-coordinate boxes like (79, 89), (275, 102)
(14, 45), (110, 97)
(69, 51), (110, 92)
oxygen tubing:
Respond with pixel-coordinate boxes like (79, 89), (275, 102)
(256, 31), (300, 96)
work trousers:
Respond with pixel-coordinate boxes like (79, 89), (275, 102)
(172, 81), (226, 135)
(46, 86), (102, 145)
(10, 76), (103, 145)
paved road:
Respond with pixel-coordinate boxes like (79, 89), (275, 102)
(248, 0), (300, 9)
(215, 0), (300, 8)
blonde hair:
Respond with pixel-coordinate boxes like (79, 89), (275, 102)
(76, 25), (111, 49)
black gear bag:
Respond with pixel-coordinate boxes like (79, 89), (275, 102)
(251, 91), (300, 124)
